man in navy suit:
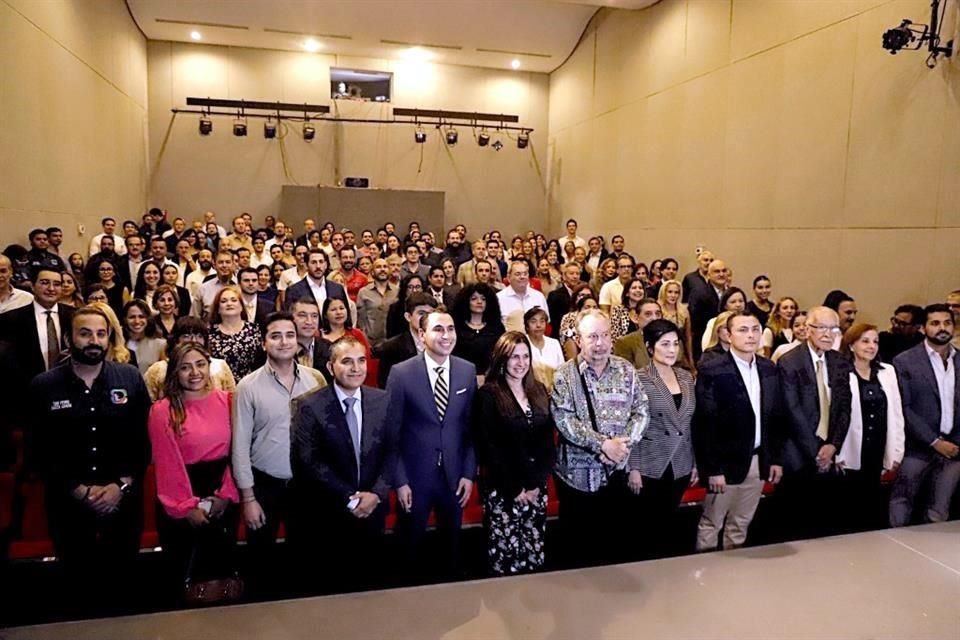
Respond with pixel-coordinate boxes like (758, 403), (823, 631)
(889, 304), (960, 526)
(291, 335), (397, 589)
(693, 311), (784, 551)
(386, 309), (477, 576)
(282, 248), (349, 318)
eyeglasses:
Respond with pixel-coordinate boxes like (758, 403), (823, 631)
(808, 323), (841, 335)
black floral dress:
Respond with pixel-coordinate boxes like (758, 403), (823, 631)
(208, 321), (262, 381)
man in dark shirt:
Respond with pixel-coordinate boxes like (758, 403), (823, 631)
(24, 228), (65, 273)
(878, 304), (924, 363)
(28, 306), (150, 602)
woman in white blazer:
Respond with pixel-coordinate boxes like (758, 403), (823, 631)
(837, 323), (905, 532)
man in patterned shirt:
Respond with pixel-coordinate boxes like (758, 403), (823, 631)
(551, 308), (649, 567)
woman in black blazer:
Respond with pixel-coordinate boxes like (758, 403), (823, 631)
(473, 331), (556, 576)
(629, 319), (697, 559)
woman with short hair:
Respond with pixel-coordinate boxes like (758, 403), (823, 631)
(523, 307), (564, 389)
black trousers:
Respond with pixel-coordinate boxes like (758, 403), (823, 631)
(556, 473), (632, 568)
(774, 466), (844, 542)
(245, 468), (295, 591)
(837, 465), (887, 533)
(396, 467), (463, 579)
(633, 464), (692, 560)
(47, 486), (143, 604)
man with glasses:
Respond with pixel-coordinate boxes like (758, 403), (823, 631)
(551, 309), (648, 567)
(693, 311), (783, 551)
(496, 259), (549, 332)
(777, 306), (852, 540)
(598, 254), (636, 313)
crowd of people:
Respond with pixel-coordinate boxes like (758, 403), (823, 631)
(0, 210), (958, 606)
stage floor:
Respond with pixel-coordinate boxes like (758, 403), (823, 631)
(5, 522), (958, 640)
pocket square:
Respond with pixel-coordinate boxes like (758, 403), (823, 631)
(456, 388), (467, 395)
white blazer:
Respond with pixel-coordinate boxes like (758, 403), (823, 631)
(837, 363), (905, 471)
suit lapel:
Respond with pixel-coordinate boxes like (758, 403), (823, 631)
(915, 347), (941, 400)
(411, 354), (440, 422)
(360, 390), (384, 463)
(325, 389), (359, 480)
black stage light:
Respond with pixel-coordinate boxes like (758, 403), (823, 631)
(415, 128), (427, 143)
(882, 20), (915, 54)
(199, 117), (213, 135)
(517, 132), (529, 149)
(233, 119), (248, 137)
(264, 119), (277, 139)
(446, 128), (458, 145)
(477, 131), (490, 147)
(303, 122), (315, 141)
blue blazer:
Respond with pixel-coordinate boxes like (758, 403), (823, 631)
(894, 342), (960, 457)
(386, 353), (477, 491)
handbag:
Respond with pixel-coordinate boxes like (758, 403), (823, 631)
(183, 543), (245, 605)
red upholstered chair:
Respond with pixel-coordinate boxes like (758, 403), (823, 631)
(8, 480), (54, 559)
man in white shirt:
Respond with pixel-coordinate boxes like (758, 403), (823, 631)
(278, 245), (309, 292)
(88, 217), (127, 257)
(0, 256), (33, 313)
(556, 218), (587, 251)
(250, 236), (272, 269)
(585, 236), (605, 273)
(496, 259), (549, 332)
(599, 254), (636, 313)
(194, 250), (236, 319)
(184, 249), (214, 300)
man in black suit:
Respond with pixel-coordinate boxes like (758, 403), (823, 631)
(372, 293), (437, 388)
(547, 262), (583, 336)
(680, 249), (713, 303)
(237, 267), (274, 331)
(291, 335), (397, 589)
(426, 265), (458, 309)
(688, 258), (728, 361)
(889, 304), (960, 526)
(776, 306), (852, 540)
(0, 268), (75, 408)
(291, 298), (326, 370)
(386, 308), (477, 577)
(693, 311), (783, 551)
(282, 248), (349, 318)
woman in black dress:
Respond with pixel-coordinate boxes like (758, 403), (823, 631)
(473, 332), (556, 575)
(451, 283), (504, 384)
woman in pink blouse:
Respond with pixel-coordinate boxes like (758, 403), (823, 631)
(148, 342), (239, 588)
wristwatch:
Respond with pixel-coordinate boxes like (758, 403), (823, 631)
(115, 480), (132, 497)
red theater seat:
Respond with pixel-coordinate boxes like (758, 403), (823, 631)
(9, 480), (54, 559)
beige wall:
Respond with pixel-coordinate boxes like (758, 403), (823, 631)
(548, 0), (960, 321)
(147, 42), (549, 238)
(0, 0), (148, 257)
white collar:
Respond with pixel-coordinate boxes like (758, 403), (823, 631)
(925, 341), (956, 361)
(33, 301), (57, 315)
(333, 382), (361, 404)
(425, 353), (451, 371)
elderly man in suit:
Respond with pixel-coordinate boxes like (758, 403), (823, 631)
(386, 308), (477, 577)
(291, 335), (397, 589)
(687, 258), (727, 361)
(776, 305), (852, 540)
(889, 304), (960, 526)
(282, 248), (349, 318)
(693, 311), (783, 551)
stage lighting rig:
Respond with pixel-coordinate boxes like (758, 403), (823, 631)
(882, 0), (953, 67)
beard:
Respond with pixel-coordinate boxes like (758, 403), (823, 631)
(71, 344), (106, 365)
(198, 260), (213, 271)
(927, 331), (953, 346)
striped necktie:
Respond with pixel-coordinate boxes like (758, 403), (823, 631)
(434, 367), (448, 420)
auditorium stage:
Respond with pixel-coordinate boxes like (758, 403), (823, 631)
(5, 522), (958, 640)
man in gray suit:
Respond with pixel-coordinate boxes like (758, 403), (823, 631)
(889, 303), (960, 526)
(386, 309), (477, 577)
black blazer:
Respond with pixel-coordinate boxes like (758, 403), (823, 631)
(472, 384), (556, 499)
(291, 385), (397, 510)
(777, 344), (852, 473)
(894, 342), (960, 457)
(681, 270), (709, 304)
(687, 285), (721, 360)
(372, 330), (418, 388)
(546, 286), (573, 335)
(693, 352), (783, 485)
(282, 277), (349, 318)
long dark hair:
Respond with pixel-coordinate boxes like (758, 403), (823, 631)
(320, 296), (353, 332)
(451, 283), (503, 328)
(163, 343), (212, 437)
(122, 299), (158, 339)
(484, 331), (549, 415)
(397, 273), (426, 302)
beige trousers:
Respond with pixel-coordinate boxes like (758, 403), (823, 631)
(696, 454), (763, 551)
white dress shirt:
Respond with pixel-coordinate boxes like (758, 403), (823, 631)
(88, 233), (127, 257)
(307, 276), (328, 308)
(242, 293), (259, 322)
(529, 335), (565, 371)
(732, 351), (762, 449)
(926, 342), (956, 435)
(496, 286), (549, 332)
(0, 287), (33, 314)
(334, 383), (363, 444)
(33, 302), (60, 365)
(598, 278), (625, 309)
(425, 354), (451, 398)
(278, 266), (305, 292)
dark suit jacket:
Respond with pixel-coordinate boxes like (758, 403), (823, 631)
(777, 344), (852, 473)
(693, 352), (783, 485)
(0, 303), (75, 423)
(687, 285), (722, 359)
(893, 342), (960, 457)
(291, 385), (397, 511)
(282, 277), (349, 317)
(547, 286), (573, 336)
(386, 354), (477, 491)
(372, 330), (419, 388)
(681, 270), (709, 304)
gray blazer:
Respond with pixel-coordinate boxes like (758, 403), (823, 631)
(630, 364), (696, 479)
(893, 342), (960, 458)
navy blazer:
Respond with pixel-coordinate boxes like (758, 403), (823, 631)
(693, 352), (783, 485)
(893, 342), (960, 457)
(291, 385), (397, 505)
(386, 353), (477, 491)
(777, 344), (852, 473)
(282, 277), (349, 317)
(0, 303), (74, 388)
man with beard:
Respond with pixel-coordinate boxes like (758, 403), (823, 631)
(88, 217), (127, 258)
(27, 306), (150, 604)
(441, 229), (471, 266)
(118, 235), (147, 291)
(330, 246), (369, 302)
(356, 258), (398, 347)
(184, 248), (215, 301)
(889, 304), (960, 526)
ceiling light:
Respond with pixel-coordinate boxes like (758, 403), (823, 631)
(190, 31), (202, 41)
(477, 131), (490, 147)
(400, 46), (432, 62)
(233, 118), (247, 137)
(517, 132), (529, 149)
(303, 38), (321, 52)
(445, 127), (458, 145)
(303, 122), (315, 141)
(264, 119), (277, 139)
(198, 116), (213, 135)
(414, 127), (427, 144)
(511, 59), (521, 70)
